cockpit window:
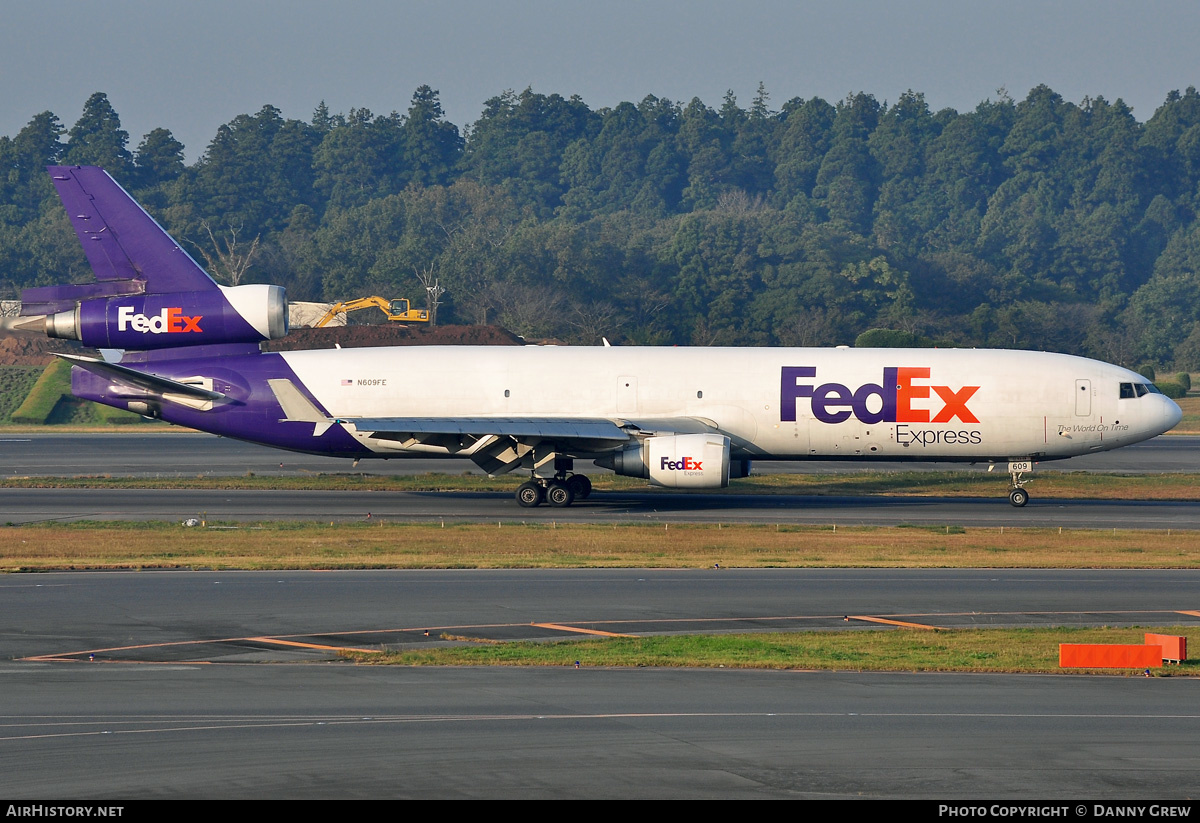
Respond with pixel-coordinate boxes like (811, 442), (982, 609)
(1120, 382), (1161, 398)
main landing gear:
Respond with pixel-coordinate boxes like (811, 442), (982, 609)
(515, 473), (592, 508)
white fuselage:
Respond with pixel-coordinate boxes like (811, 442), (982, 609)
(279, 346), (1181, 462)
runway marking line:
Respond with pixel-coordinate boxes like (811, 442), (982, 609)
(847, 616), (943, 631)
(21, 637), (245, 662)
(531, 623), (637, 638)
(247, 637), (381, 654)
(9, 709), (1200, 742)
(18, 622), (627, 662)
(17, 624), (532, 662)
(21, 609), (1199, 662)
(849, 609), (1200, 619)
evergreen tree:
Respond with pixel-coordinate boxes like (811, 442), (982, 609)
(813, 93), (881, 232)
(313, 108), (404, 209)
(402, 85), (463, 188)
(0, 111), (64, 225)
(65, 92), (134, 179)
(134, 128), (186, 188)
(463, 88), (598, 215)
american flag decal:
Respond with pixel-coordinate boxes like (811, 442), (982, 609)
(340, 379), (352, 386)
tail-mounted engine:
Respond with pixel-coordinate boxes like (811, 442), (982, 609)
(598, 433), (749, 488)
(12, 167), (291, 351)
(40, 284), (288, 350)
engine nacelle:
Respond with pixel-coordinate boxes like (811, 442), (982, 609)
(44, 284), (288, 350)
(600, 433), (734, 488)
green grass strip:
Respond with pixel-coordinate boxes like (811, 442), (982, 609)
(347, 625), (1200, 675)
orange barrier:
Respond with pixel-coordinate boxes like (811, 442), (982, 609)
(1144, 633), (1187, 663)
(1059, 644), (1163, 668)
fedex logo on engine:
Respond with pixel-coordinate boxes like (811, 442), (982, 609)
(781, 366), (980, 424)
(116, 306), (203, 334)
(660, 456), (703, 472)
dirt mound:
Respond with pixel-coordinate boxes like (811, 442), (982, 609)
(0, 333), (97, 366)
(265, 324), (523, 351)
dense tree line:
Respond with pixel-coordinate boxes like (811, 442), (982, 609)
(3, 84), (1200, 369)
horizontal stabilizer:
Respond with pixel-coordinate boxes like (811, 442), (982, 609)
(20, 279), (146, 316)
(57, 353), (226, 401)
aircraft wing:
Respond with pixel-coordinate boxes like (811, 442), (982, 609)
(349, 415), (722, 476)
(264, 377), (723, 472)
(349, 415), (720, 442)
(353, 417), (632, 441)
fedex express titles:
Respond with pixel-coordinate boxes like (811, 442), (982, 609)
(781, 366), (983, 446)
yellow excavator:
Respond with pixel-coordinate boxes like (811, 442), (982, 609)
(314, 297), (430, 328)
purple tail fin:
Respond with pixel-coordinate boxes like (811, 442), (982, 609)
(22, 166), (217, 314)
(15, 166), (288, 350)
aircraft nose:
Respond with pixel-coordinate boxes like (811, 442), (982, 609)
(1162, 396), (1183, 432)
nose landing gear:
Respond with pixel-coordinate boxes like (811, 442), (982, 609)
(1007, 462), (1031, 507)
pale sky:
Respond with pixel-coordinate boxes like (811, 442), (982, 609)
(2, 1), (1197, 162)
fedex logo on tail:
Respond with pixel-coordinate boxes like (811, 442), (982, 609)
(781, 366), (980, 424)
(116, 306), (203, 334)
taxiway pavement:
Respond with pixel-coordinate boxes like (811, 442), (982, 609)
(3, 431), (1196, 477)
(2, 486), (1198, 529)
(3, 569), (1199, 798)
(3, 435), (1198, 797)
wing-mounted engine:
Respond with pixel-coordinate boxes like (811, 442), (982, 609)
(598, 433), (748, 488)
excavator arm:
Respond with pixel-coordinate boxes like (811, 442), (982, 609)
(314, 297), (429, 327)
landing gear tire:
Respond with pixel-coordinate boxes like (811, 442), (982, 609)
(516, 481), (544, 508)
(545, 481), (575, 508)
(1008, 487), (1029, 508)
(566, 474), (592, 500)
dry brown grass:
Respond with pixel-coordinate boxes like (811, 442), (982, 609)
(3, 521), (1199, 571)
(1175, 395), (1200, 434)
